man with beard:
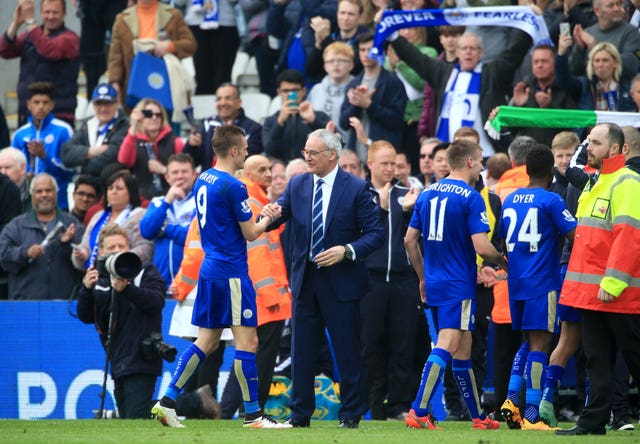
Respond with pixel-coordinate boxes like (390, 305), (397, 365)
(0, 173), (83, 299)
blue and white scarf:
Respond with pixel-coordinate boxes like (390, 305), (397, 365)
(436, 63), (482, 143)
(192, 0), (219, 30)
(370, 6), (552, 63)
(86, 205), (133, 269)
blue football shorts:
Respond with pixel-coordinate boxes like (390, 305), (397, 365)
(192, 276), (257, 329)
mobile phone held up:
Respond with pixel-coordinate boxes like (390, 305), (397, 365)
(287, 91), (298, 107)
(560, 22), (570, 36)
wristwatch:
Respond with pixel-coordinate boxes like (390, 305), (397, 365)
(25, 18), (36, 26)
(344, 245), (354, 261)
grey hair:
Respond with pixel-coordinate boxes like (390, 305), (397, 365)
(458, 32), (483, 51)
(285, 158), (307, 179)
(308, 129), (342, 156)
(30, 172), (59, 195)
(0, 146), (27, 168)
(421, 137), (443, 147)
(508, 136), (538, 166)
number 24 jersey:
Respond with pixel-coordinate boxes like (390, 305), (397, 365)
(498, 187), (576, 300)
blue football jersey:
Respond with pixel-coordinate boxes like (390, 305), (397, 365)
(194, 168), (253, 278)
(409, 178), (490, 305)
(499, 187), (577, 300)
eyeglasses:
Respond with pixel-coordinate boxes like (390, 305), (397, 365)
(420, 154), (430, 159)
(74, 191), (97, 199)
(301, 148), (331, 158)
(324, 58), (352, 65)
(143, 111), (163, 119)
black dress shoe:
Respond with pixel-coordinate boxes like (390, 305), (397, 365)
(555, 425), (606, 436)
(338, 418), (360, 429)
(285, 418), (310, 428)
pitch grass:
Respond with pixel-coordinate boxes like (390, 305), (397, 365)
(2, 420), (639, 444)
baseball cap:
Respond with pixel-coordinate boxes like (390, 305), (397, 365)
(92, 83), (117, 103)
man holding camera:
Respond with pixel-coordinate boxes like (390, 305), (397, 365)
(76, 224), (167, 419)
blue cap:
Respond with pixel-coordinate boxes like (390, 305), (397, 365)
(91, 83), (117, 102)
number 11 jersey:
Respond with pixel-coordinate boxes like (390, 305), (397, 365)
(409, 178), (490, 306)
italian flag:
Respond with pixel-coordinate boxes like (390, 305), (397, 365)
(485, 106), (640, 140)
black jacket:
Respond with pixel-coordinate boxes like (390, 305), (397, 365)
(390, 29), (533, 153)
(61, 111), (129, 176)
(76, 261), (166, 379)
(183, 108), (263, 169)
(366, 180), (415, 280)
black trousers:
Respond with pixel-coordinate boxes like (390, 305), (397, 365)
(577, 309), (640, 431)
(492, 322), (522, 408)
(219, 320), (285, 418)
(191, 26), (240, 95)
(113, 373), (157, 419)
(79, 0), (128, 96)
(361, 276), (420, 419)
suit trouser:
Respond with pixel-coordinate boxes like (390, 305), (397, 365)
(577, 309), (640, 431)
(290, 263), (366, 421)
(361, 276), (420, 419)
(219, 320), (285, 417)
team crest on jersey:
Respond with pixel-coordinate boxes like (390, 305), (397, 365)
(480, 211), (488, 225)
(562, 209), (576, 222)
(243, 309), (253, 319)
(241, 200), (251, 214)
(44, 134), (54, 144)
(591, 198), (610, 219)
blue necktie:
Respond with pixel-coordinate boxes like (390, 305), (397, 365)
(311, 179), (324, 260)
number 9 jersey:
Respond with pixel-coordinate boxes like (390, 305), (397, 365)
(409, 178), (490, 306)
(498, 188), (577, 301)
(195, 168), (253, 278)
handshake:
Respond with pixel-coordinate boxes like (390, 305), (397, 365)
(259, 202), (282, 224)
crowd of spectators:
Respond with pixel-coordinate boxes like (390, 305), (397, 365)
(0, 0), (639, 430)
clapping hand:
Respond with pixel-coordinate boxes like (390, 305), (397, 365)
(402, 187), (420, 212)
(60, 223), (75, 243)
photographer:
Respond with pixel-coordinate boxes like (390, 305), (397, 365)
(77, 224), (167, 419)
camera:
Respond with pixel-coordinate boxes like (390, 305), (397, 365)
(141, 109), (154, 118)
(141, 332), (177, 362)
(96, 251), (142, 280)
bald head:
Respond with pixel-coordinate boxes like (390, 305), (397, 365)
(243, 155), (272, 189)
(622, 126), (640, 158)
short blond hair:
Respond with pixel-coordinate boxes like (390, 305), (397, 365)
(551, 131), (580, 151)
(323, 41), (354, 61)
(368, 140), (396, 162)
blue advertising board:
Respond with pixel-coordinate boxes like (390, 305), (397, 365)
(0, 300), (234, 419)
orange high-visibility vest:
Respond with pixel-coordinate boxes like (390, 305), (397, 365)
(491, 165), (530, 324)
(241, 177), (291, 324)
